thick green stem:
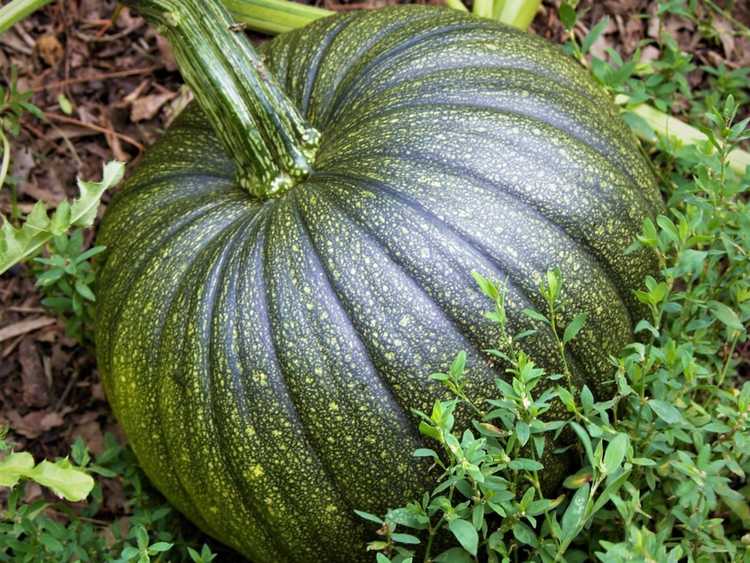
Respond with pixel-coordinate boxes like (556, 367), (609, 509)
(223, 0), (330, 33)
(0, 0), (52, 35)
(125, 0), (320, 199)
(493, 0), (541, 30)
(616, 95), (750, 176)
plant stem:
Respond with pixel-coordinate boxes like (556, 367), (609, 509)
(223, 0), (331, 34)
(615, 95), (750, 177)
(0, 0), (52, 34)
(494, 0), (541, 30)
(0, 130), (10, 194)
(125, 0), (320, 199)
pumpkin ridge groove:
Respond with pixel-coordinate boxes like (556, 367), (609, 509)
(142, 208), (264, 539)
(307, 174), (545, 368)
(202, 210), (292, 558)
(298, 15), (354, 119)
(100, 195), (251, 365)
(257, 208), (357, 517)
(324, 151), (638, 326)
(317, 171), (596, 384)
(120, 170), (235, 198)
(105, 204), (262, 530)
(290, 192), (422, 438)
(328, 100), (641, 189)
(326, 19), (496, 122)
(303, 9), (441, 127)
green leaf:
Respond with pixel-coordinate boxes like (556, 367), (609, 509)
(0, 451), (34, 487)
(391, 533), (420, 545)
(448, 518), (478, 556)
(648, 399), (683, 425)
(570, 422), (595, 468)
(708, 301), (744, 332)
(509, 458), (543, 471)
(561, 483), (590, 545)
(434, 547), (473, 563)
(0, 161), (124, 275)
(523, 308), (549, 324)
(354, 510), (383, 525)
(27, 459), (95, 502)
(582, 17), (609, 55)
(563, 312), (588, 344)
(559, 2), (577, 30)
(512, 521), (538, 547)
(57, 93), (74, 115)
(602, 433), (628, 475)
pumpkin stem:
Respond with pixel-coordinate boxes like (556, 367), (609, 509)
(125, 0), (320, 199)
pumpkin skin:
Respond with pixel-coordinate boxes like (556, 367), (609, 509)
(95, 6), (661, 562)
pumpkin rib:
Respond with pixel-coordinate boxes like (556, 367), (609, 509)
(202, 211), (296, 559)
(289, 190), (441, 437)
(310, 171), (585, 371)
(316, 171), (603, 388)
(228, 218), (361, 562)
(322, 104), (656, 224)
(288, 11), (430, 127)
(118, 170), (235, 199)
(106, 205), (260, 540)
(326, 33), (600, 127)
(297, 14), (354, 118)
(256, 211), (363, 516)
(324, 152), (637, 332)
(152, 210), (273, 548)
(98, 193), (246, 366)
(326, 87), (644, 190)
(97, 194), (243, 379)
(325, 19), (496, 122)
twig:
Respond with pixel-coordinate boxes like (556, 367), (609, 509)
(43, 112), (144, 153)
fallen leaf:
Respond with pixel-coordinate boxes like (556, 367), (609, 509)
(72, 420), (105, 455)
(131, 91), (177, 122)
(713, 17), (735, 59)
(7, 410), (64, 439)
(36, 34), (65, 66)
(19, 338), (49, 408)
(0, 317), (56, 343)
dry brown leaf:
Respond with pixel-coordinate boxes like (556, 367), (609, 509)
(19, 338), (49, 408)
(131, 91), (177, 122)
(713, 17), (735, 59)
(72, 420), (105, 455)
(0, 317), (56, 343)
(7, 410), (65, 439)
(36, 34), (64, 66)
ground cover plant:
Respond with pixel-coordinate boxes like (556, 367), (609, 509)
(0, 0), (748, 561)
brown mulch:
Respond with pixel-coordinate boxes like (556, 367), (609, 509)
(0, 0), (748, 522)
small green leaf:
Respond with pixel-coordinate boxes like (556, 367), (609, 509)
(648, 399), (683, 425)
(391, 533), (420, 545)
(563, 312), (588, 344)
(354, 510), (384, 525)
(559, 2), (577, 30)
(448, 518), (478, 556)
(508, 458), (543, 471)
(0, 451), (34, 487)
(582, 17), (609, 55)
(57, 93), (74, 115)
(708, 301), (744, 332)
(561, 483), (590, 544)
(27, 459), (94, 502)
(602, 433), (628, 475)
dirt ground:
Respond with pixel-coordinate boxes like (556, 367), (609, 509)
(1, 0), (748, 520)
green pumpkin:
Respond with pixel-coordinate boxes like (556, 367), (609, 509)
(96, 3), (661, 561)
